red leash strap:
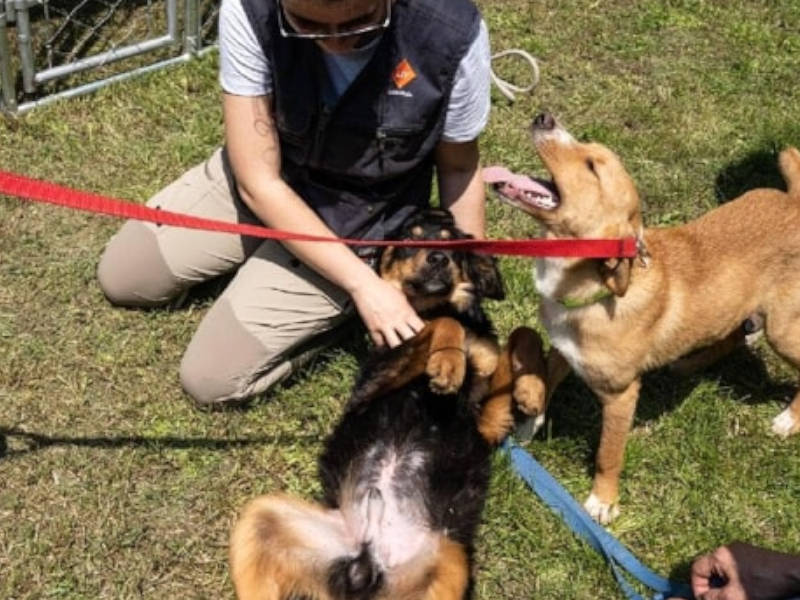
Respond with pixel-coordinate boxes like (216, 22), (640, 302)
(0, 169), (637, 258)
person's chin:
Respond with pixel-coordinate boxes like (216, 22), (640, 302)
(317, 32), (381, 55)
(315, 40), (359, 55)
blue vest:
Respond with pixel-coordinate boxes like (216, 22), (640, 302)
(238, 0), (481, 239)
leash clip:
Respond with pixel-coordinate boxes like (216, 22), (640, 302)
(636, 236), (651, 268)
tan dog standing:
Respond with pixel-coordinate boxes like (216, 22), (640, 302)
(490, 112), (800, 523)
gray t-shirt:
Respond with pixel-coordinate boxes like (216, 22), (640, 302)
(219, 0), (490, 142)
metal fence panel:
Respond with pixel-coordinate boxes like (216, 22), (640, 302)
(0, 0), (221, 114)
(196, 0), (220, 52)
(0, 3), (18, 110)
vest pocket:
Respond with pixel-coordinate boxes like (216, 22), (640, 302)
(275, 107), (312, 160)
(375, 125), (427, 164)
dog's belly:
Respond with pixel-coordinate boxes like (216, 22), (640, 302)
(324, 383), (492, 578)
(341, 446), (436, 570)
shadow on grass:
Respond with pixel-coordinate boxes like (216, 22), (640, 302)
(541, 344), (794, 473)
(0, 331), (373, 461)
(112, 272), (372, 410)
(714, 146), (787, 204)
(639, 345), (794, 416)
(667, 559), (695, 595)
(0, 426), (319, 461)
(276, 323), (371, 394)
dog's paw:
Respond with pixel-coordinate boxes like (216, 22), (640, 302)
(472, 352), (498, 379)
(426, 349), (466, 394)
(771, 408), (800, 438)
(513, 374), (546, 417)
(468, 338), (500, 378)
(584, 493), (620, 525)
(479, 410), (515, 446)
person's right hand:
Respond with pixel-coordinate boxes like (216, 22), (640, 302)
(689, 546), (747, 600)
(349, 276), (425, 348)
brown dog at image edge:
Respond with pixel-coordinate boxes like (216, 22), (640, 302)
(489, 113), (800, 523)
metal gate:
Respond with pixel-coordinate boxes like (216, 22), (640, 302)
(0, 0), (220, 114)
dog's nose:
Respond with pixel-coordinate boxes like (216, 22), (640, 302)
(427, 251), (449, 267)
(532, 112), (556, 131)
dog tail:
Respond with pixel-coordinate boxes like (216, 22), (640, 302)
(779, 147), (800, 198)
(230, 495), (352, 600)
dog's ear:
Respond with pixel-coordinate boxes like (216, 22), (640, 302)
(598, 257), (632, 297)
(465, 253), (505, 300)
(376, 246), (395, 277)
(596, 219), (646, 297)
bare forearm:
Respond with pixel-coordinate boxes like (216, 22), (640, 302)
(435, 139), (485, 239)
(728, 542), (800, 600)
(439, 166), (486, 239)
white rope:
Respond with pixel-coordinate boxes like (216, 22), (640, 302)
(490, 49), (540, 102)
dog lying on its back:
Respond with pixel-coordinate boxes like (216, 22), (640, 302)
(489, 113), (800, 523)
(229, 208), (545, 599)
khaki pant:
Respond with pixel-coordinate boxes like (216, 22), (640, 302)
(97, 148), (356, 407)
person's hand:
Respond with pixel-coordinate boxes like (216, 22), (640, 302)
(689, 546), (747, 600)
(349, 276), (425, 347)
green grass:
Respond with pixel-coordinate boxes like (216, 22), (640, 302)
(2, 1), (800, 598)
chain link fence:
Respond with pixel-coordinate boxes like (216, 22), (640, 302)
(0, 0), (220, 113)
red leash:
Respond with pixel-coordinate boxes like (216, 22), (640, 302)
(0, 169), (637, 259)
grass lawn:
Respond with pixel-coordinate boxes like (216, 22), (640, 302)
(2, 1), (800, 598)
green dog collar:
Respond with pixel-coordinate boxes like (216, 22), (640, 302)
(557, 288), (614, 309)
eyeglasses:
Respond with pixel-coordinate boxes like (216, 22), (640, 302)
(277, 0), (392, 40)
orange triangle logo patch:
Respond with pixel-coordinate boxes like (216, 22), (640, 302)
(392, 59), (417, 89)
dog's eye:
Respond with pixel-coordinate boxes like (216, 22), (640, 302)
(586, 158), (597, 174)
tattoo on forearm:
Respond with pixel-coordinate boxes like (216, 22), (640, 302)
(254, 118), (271, 137)
(249, 98), (279, 165)
(251, 98), (275, 139)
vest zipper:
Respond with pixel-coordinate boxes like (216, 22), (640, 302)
(376, 129), (387, 172)
(313, 105), (332, 168)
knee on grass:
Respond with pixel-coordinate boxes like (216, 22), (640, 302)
(97, 221), (183, 307)
(179, 300), (286, 408)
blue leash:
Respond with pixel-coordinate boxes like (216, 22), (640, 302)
(502, 438), (694, 600)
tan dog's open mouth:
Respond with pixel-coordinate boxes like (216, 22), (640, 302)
(483, 165), (560, 211)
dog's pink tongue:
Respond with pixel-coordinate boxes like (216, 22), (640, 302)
(482, 166), (558, 207)
(483, 166), (523, 186)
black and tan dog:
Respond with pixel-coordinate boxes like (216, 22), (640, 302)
(229, 208), (545, 600)
(489, 112), (800, 523)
